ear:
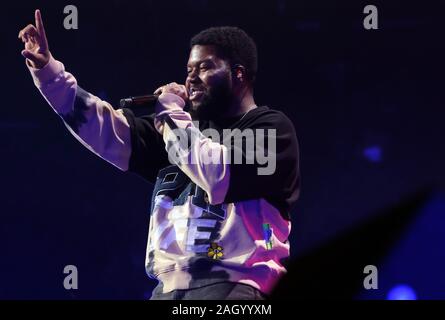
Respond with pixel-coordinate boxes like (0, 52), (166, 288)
(233, 64), (246, 82)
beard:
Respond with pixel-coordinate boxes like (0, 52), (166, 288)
(188, 79), (233, 121)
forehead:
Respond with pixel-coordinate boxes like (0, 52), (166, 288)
(187, 45), (227, 66)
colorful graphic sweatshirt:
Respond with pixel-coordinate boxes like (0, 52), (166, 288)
(27, 56), (300, 295)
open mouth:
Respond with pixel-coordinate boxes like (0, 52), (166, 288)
(189, 87), (205, 101)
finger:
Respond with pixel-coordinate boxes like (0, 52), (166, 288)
(18, 27), (28, 39)
(173, 84), (188, 96)
(35, 9), (48, 49)
(21, 49), (39, 62)
(18, 31), (26, 43)
(19, 24), (38, 40)
(181, 87), (189, 99)
(154, 86), (164, 95)
(22, 32), (31, 44)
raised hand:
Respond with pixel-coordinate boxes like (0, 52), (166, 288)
(18, 9), (50, 69)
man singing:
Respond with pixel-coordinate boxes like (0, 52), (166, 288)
(19, 9), (300, 300)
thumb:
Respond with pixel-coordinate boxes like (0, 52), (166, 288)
(21, 50), (39, 62)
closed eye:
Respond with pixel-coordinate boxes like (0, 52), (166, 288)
(200, 63), (212, 70)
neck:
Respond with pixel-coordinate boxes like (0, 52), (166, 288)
(223, 86), (257, 118)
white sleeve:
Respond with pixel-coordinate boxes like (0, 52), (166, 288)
(153, 93), (230, 205)
(27, 56), (132, 171)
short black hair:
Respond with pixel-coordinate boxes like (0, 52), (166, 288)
(190, 26), (258, 82)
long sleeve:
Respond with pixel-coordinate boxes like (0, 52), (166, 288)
(27, 56), (132, 171)
(153, 93), (230, 205)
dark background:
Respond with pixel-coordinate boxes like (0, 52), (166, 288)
(1, 0), (444, 299)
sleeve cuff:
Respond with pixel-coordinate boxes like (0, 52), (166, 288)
(154, 92), (189, 134)
(155, 92), (186, 113)
(27, 55), (64, 87)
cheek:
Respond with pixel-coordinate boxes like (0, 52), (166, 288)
(205, 71), (231, 89)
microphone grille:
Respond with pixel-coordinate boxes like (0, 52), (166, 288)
(119, 98), (132, 108)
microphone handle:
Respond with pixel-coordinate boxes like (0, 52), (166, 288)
(120, 94), (159, 108)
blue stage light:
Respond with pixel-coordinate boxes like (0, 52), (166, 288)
(363, 146), (382, 163)
(386, 284), (417, 300)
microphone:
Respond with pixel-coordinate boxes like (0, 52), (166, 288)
(120, 94), (159, 108)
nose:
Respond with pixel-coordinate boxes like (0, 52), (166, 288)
(187, 68), (200, 85)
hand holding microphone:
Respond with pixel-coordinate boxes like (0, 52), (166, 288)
(120, 82), (189, 109)
(153, 82), (189, 102)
